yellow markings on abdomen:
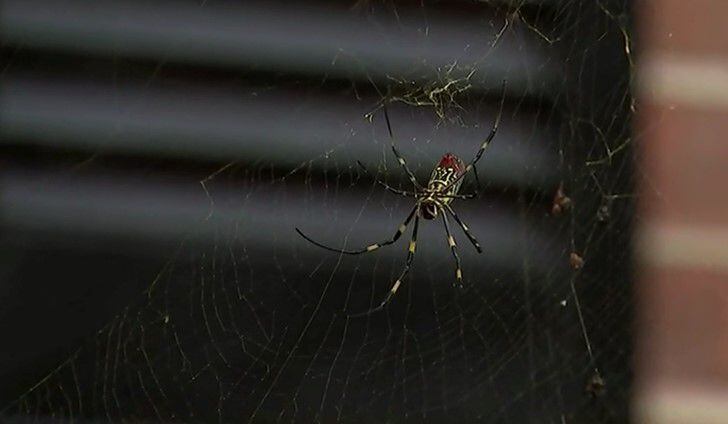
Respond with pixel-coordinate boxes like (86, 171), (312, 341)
(366, 244), (379, 251)
(409, 240), (417, 253)
(428, 180), (447, 188)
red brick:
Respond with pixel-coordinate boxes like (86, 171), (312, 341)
(639, 103), (728, 226)
(639, 0), (728, 57)
(637, 266), (728, 389)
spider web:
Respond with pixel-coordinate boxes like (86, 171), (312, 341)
(1, 0), (635, 422)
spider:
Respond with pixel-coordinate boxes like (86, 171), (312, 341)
(296, 82), (506, 315)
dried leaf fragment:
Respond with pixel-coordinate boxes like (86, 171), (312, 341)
(570, 252), (584, 270)
(551, 182), (572, 216)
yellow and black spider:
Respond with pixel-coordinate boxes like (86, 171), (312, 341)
(296, 82), (506, 315)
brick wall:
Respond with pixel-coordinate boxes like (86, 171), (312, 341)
(636, 1), (728, 422)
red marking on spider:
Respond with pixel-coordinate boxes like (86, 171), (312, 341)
(438, 153), (464, 172)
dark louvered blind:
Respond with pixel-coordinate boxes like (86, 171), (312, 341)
(0, 1), (633, 422)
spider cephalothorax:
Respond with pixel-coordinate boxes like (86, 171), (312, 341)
(296, 81), (506, 315)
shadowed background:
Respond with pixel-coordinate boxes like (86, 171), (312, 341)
(0, 0), (634, 422)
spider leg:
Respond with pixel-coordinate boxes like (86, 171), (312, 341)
(439, 79), (507, 194)
(443, 204), (482, 253)
(441, 209), (464, 287)
(296, 205), (418, 255)
(349, 213), (420, 317)
(468, 79), (507, 169)
(383, 104), (423, 190)
(472, 166), (482, 196)
(356, 160), (417, 197)
(438, 193), (477, 200)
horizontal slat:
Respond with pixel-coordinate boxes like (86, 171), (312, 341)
(0, 76), (558, 188)
(1, 167), (560, 274)
(0, 0), (558, 94)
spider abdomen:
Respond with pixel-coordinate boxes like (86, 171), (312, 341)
(419, 153), (466, 220)
(428, 153), (465, 197)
